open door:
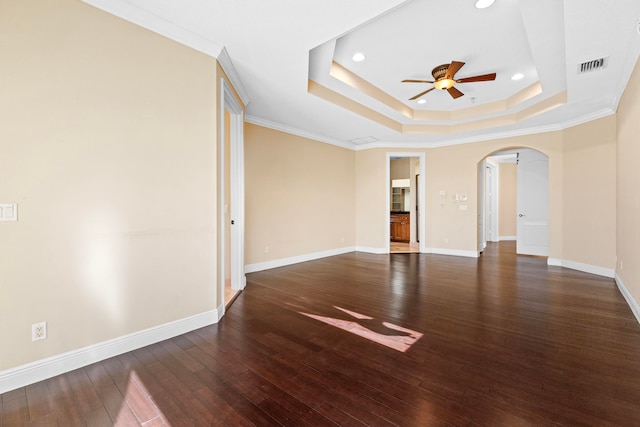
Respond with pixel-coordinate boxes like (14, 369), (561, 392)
(220, 78), (246, 310)
(516, 149), (549, 256)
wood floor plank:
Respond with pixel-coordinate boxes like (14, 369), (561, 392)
(3, 242), (640, 425)
(24, 382), (53, 422)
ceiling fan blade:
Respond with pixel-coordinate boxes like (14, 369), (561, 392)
(402, 79), (435, 83)
(445, 61), (465, 80)
(409, 87), (436, 100)
(447, 86), (464, 99)
(456, 73), (497, 83)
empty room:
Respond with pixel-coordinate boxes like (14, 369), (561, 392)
(2, 0), (640, 425)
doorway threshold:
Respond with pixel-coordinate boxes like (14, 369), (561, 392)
(390, 242), (420, 253)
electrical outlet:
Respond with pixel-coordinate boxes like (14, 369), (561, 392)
(32, 322), (47, 341)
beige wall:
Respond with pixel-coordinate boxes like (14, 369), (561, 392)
(563, 116), (617, 269)
(617, 58), (640, 308)
(390, 158), (410, 181)
(244, 124), (355, 265)
(424, 134), (565, 255)
(355, 149), (389, 249)
(390, 158), (410, 212)
(350, 127), (617, 270)
(498, 163), (517, 238)
(0, 1), (221, 370)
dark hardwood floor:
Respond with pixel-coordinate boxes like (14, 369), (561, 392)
(3, 242), (640, 426)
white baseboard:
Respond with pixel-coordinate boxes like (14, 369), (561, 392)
(615, 273), (640, 325)
(426, 248), (480, 258)
(499, 236), (517, 241)
(0, 306), (223, 394)
(355, 246), (387, 254)
(245, 246), (357, 273)
(547, 258), (615, 278)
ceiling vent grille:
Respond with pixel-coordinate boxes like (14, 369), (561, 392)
(578, 56), (609, 74)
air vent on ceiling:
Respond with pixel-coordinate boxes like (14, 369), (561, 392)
(577, 56), (609, 74)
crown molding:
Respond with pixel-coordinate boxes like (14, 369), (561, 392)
(217, 47), (250, 106)
(246, 107), (615, 152)
(82, 0), (249, 106)
(83, 0), (223, 57)
(245, 115), (357, 150)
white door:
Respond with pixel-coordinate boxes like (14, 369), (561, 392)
(516, 149), (549, 256)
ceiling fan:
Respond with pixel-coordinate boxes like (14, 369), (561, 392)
(402, 61), (496, 101)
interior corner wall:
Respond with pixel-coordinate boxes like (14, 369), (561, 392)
(243, 124), (356, 266)
(425, 134), (565, 256)
(616, 58), (640, 309)
(355, 149), (390, 250)
(0, 0), (219, 371)
(562, 116), (617, 270)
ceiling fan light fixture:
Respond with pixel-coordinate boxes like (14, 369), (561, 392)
(475, 0), (495, 9)
(434, 78), (455, 90)
(511, 73), (524, 81)
(417, 99), (427, 104)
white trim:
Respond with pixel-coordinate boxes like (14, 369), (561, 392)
(426, 248), (480, 258)
(386, 152), (427, 254)
(82, 0), (223, 58)
(0, 307), (222, 394)
(485, 162), (499, 243)
(221, 78), (247, 294)
(245, 115), (356, 150)
(499, 235), (517, 241)
(615, 273), (640, 325)
(547, 258), (615, 278)
(217, 48), (250, 106)
(82, 1), (249, 108)
(245, 247), (357, 273)
(246, 109), (616, 152)
(355, 246), (388, 254)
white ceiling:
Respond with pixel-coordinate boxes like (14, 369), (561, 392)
(83, 0), (640, 149)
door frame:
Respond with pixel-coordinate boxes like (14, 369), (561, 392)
(516, 149), (549, 256)
(485, 160), (499, 243)
(386, 152), (426, 253)
(219, 78), (246, 311)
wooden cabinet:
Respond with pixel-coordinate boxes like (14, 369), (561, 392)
(390, 213), (410, 242)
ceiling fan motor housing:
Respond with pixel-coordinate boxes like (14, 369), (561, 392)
(432, 64), (450, 80)
(432, 64), (455, 90)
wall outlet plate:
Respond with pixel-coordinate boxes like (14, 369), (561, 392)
(0, 204), (17, 221)
(32, 322), (47, 341)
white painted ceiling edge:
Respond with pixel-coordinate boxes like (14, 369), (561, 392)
(81, 0), (640, 151)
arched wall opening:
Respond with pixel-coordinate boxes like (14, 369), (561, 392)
(477, 147), (549, 257)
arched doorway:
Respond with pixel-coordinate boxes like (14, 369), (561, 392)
(478, 148), (549, 256)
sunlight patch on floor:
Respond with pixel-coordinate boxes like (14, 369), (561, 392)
(300, 306), (423, 352)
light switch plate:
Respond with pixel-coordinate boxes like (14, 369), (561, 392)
(0, 204), (17, 221)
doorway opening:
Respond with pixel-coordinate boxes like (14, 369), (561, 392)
(477, 148), (549, 257)
(220, 78), (246, 311)
(386, 152), (426, 254)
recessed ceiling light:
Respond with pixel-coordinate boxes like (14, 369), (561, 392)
(417, 99), (427, 104)
(511, 73), (524, 81)
(475, 0), (495, 9)
(352, 52), (365, 62)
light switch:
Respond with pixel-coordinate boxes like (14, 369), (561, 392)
(0, 204), (17, 221)
(459, 204), (468, 211)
